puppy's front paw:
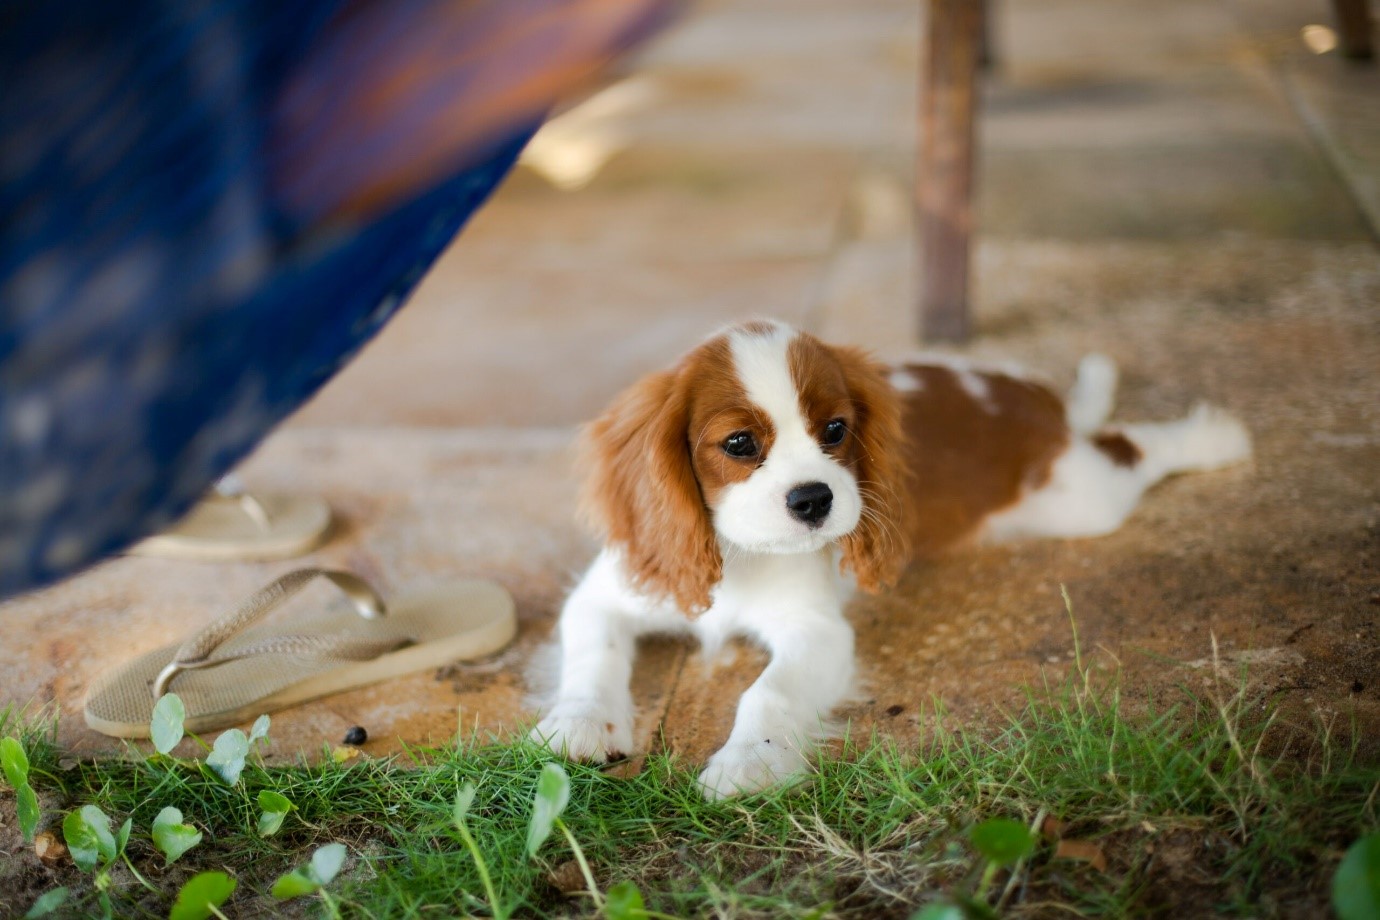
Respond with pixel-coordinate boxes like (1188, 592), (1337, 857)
(531, 703), (633, 763)
(698, 740), (811, 800)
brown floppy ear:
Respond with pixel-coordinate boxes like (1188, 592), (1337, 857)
(833, 346), (911, 592)
(578, 369), (721, 614)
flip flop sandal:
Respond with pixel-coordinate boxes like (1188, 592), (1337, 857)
(83, 568), (517, 738)
(129, 479), (332, 562)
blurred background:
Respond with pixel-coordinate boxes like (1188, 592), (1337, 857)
(292, 0), (1379, 429)
(2, 0), (1377, 760)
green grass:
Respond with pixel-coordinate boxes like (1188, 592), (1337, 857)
(2, 666), (1377, 919)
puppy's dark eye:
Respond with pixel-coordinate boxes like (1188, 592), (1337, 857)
(822, 419), (847, 447)
(723, 431), (759, 459)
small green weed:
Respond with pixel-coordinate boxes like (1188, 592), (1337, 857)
(2, 735), (40, 843)
(256, 789), (294, 837)
(167, 870), (235, 920)
(1334, 832), (1380, 920)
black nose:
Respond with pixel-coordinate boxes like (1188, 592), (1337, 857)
(786, 482), (833, 527)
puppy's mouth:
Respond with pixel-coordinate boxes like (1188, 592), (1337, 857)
(725, 523), (855, 556)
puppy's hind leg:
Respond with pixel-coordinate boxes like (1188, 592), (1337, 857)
(984, 403), (1251, 542)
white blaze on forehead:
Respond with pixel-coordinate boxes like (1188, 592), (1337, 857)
(726, 323), (809, 438)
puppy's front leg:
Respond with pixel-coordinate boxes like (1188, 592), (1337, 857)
(698, 609), (855, 799)
(533, 551), (680, 762)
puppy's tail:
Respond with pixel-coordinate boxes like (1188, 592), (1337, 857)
(1065, 353), (1118, 435)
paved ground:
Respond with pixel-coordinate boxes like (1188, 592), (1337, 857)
(3, 0), (1377, 766)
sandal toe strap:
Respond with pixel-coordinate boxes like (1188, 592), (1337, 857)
(153, 568), (397, 699)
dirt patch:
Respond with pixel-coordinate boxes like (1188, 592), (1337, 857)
(0, 792), (72, 919)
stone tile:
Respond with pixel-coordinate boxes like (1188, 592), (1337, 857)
(814, 238), (920, 356)
(620, 1), (919, 152)
(980, 142), (1371, 240)
(641, 0), (915, 72)
(473, 146), (856, 269)
(1279, 49), (1380, 237)
(290, 256), (825, 429)
(998, 0), (1245, 82)
(983, 74), (1318, 151)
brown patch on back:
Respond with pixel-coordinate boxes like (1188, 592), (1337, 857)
(900, 365), (1070, 556)
(1092, 431), (1143, 467)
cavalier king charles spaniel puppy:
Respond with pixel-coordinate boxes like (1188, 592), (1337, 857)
(534, 319), (1250, 798)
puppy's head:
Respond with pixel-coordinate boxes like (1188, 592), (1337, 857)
(580, 320), (909, 614)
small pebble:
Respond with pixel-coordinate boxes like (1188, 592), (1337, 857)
(885, 704), (904, 717)
(34, 832), (66, 864)
(548, 859), (584, 896)
(343, 726), (368, 746)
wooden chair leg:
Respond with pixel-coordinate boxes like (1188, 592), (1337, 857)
(917, 0), (983, 344)
(1333, 0), (1374, 60)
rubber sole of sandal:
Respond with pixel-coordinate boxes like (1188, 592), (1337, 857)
(82, 579), (516, 738)
(128, 493), (332, 562)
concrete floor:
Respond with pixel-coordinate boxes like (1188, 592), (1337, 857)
(2, 0), (1377, 765)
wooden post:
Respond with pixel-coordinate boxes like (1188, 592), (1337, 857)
(1333, 0), (1374, 60)
(918, 0), (983, 343)
(979, 0), (998, 71)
